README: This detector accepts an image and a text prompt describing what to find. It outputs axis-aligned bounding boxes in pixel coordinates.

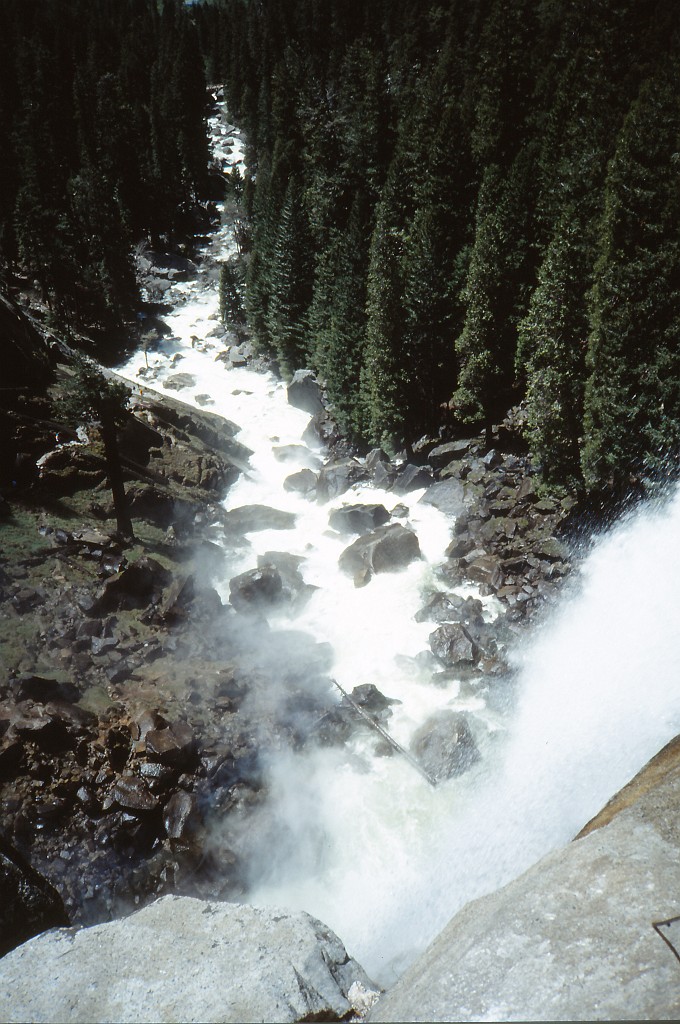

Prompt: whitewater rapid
[115,102,680,985]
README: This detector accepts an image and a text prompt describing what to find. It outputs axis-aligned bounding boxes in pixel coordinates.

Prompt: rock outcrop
[369,736,680,1022]
[0,895,379,1024]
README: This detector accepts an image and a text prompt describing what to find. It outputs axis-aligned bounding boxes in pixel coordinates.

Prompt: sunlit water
[115,103,680,985]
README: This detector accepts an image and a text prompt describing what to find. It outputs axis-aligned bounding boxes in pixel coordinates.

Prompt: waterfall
[116,102,680,986]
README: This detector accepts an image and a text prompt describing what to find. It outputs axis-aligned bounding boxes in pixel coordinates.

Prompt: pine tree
[61,358,134,541]
[582,56,680,493]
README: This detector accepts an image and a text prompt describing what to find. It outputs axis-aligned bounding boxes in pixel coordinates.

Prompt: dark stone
[342,684,400,723]
[287,369,325,416]
[283,468,317,497]
[393,464,434,494]
[328,503,390,535]
[223,504,297,534]
[11,675,79,705]
[93,557,171,614]
[372,460,398,490]
[463,554,504,589]
[162,791,198,840]
[110,777,159,813]
[410,710,481,781]
[429,623,479,667]
[415,592,484,627]
[365,448,390,473]
[427,439,476,469]
[145,721,196,769]
[229,565,283,611]
[316,460,368,503]
[0,835,69,957]
[338,523,421,579]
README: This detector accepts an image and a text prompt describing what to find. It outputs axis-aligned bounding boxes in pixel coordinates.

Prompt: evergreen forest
[2,0,680,500]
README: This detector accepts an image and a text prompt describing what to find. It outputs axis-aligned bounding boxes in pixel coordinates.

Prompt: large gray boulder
[370,738,680,1022]
[0,895,378,1024]
[287,369,325,416]
[339,523,421,581]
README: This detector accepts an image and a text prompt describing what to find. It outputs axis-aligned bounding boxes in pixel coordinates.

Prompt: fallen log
[331,678,438,788]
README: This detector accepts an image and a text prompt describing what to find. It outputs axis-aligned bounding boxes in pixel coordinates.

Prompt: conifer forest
[2,0,679,501]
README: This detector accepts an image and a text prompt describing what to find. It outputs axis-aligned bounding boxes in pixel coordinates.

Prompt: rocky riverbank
[0,227,588,959]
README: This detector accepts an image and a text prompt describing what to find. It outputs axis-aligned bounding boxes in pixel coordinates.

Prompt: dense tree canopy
[5,0,680,500]
[196,0,680,496]
[0,0,208,350]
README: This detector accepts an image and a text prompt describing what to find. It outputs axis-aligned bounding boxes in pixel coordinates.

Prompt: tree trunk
[101,417,134,541]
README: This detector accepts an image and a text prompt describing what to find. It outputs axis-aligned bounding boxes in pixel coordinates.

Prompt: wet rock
[138,762,178,793]
[415,593,484,627]
[463,553,504,590]
[328,503,390,535]
[372,460,398,490]
[342,684,400,724]
[256,552,316,610]
[302,409,340,448]
[223,504,296,534]
[163,373,198,392]
[0,836,69,957]
[410,710,480,781]
[338,523,421,580]
[162,791,198,839]
[283,468,317,497]
[429,623,479,667]
[273,444,321,468]
[286,369,325,416]
[393,464,434,494]
[110,777,159,813]
[316,459,368,502]
[229,565,283,611]
[145,721,196,769]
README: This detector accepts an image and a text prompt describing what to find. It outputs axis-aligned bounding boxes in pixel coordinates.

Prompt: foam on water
[116,104,680,986]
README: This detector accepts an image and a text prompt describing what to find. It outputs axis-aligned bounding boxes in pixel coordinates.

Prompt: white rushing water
[115,101,680,985]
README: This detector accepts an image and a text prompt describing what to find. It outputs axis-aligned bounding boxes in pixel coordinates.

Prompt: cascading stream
[116,101,680,985]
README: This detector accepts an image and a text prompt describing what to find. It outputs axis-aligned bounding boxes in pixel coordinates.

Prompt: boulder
[393,464,434,494]
[162,791,198,840]
[302,409,340,448]
[316,459,368,503]
[342,684,400,724]
[287,369,325,416]
[0,835,69,957]
[145,721,196,769]
[229,565,283,611]
[339,524,421,580]
[418,479,465,519]
[162,373,197,392]
[223,504,297,534]
[0,895,377,1024]
[409,710,480,782]
[329,503,390,535]
[283,468,317,497]
[415,593,484,627]
[93,557,171,613]
[429,623,479,667]
[427,439,477,469]
[256,552,316,610]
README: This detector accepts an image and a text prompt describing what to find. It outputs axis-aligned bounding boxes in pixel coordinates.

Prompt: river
[115,100,680,986]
